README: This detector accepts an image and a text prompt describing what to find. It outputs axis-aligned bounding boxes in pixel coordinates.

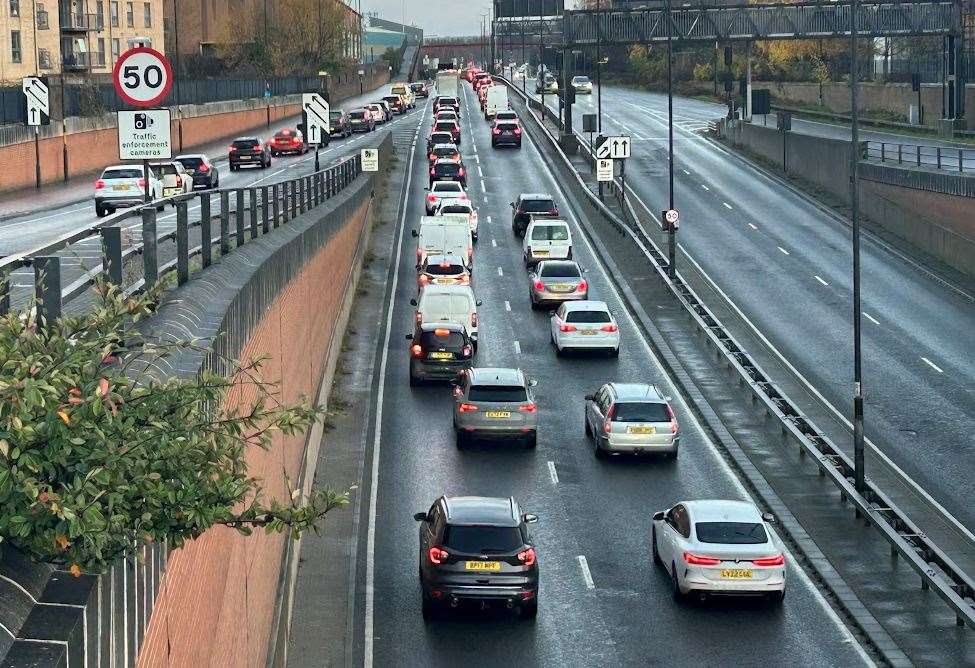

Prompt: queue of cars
[412,69,787,620]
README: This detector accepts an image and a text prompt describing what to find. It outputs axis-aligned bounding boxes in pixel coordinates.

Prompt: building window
[36,3,49,29]
[97,37,106,65]
[110,1,118,26]
[111,37,120,61]
[95,0,104,29]
[143,1,150,27]
[38,48,52,69]
[9,0,19,16]
[10,31,22,63]
[126,1,133,27]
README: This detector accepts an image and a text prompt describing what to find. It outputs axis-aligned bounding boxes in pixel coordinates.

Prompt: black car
[411,82,429,98]
[415,496,539,619]
[228,137,271,171]
[429,158,467,188]
[407,322,474,385]
[510,193,559,237]
[347,109,375,133]
[491,121,522,148]
[329,110,351,138]
[174,154,219,189]
[427,130,455,152]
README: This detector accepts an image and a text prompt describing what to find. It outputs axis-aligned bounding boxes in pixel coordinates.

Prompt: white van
[523,218,573,267]
[484,86,510,120]
[412,216,474,268]
[412,284,482,346]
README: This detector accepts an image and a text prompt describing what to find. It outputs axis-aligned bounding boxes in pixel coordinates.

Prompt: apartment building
[0,0,164,84]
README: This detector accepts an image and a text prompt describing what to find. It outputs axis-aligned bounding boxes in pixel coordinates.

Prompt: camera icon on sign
[134,112,154,130]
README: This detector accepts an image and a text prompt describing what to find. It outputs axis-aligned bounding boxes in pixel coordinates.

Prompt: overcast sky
[359,1,579,37]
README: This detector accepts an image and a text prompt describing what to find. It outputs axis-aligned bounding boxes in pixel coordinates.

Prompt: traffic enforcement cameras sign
[118,109,172,160]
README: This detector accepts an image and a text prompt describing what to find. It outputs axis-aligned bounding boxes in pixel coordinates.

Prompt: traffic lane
[471,87,870,667]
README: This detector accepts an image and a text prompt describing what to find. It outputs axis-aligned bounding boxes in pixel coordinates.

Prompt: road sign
[664,209,679,224]
[596,158,613,182]
[117,109,172,160]
[113,46,173,108]
[361,149,379,172]
[302,92,330,146]
[22,76,50,126]
[595,135,630,160]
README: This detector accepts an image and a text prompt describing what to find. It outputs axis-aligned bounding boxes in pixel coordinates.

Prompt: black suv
[415,496,539,619]
[407,322,475,385]
[510,193,559,237]
[411,82,429,98]
[429,158,467,187]
[228,137,271,171]
[329,110,351,138]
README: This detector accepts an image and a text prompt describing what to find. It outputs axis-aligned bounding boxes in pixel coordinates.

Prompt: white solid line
[504,300,511,312]
[862,312,880,325]
[576,555,595,589]
[814,275,829,286]
[778,246,790,255]
[700,184,710,191]
[513,340,521,354]
[547,461,559,484]
[477,165,484,177]
[480,179,486,190]
[681,169,690,175]
[921,356,944,373]
[491,238,497,247]
[722,202,733,210]
[747,223,758,230]
[497,266,503,277]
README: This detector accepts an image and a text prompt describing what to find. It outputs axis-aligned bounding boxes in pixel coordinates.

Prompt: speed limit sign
[113,47,173,108]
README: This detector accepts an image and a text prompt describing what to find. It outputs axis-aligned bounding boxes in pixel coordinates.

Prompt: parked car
[229,137,271,170]
[269,128,307,156]
[427,131,456,153]
[416,254,472,290]
[174,154,219,189]
[149,161,193,198]
[434,119,461,144]
[329,110,352,138]
[94,165,163,217]
[571,75,593,93]
[391,82,416,108]
[434,197,478,241]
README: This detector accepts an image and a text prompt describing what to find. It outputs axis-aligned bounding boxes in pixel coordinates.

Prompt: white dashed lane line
[722,202,733,210]
[921,357,944,373]
[862,312,880,325]
[513,340,521,354]
[492,239,498,247]
[547,461,559,484]
[747,223,758,230]
[814,275,829,287]
[577,555,595,589]
[504,300,511,312]
[497,266,503,277]
[778,246,790,256]
[700,184,710,191]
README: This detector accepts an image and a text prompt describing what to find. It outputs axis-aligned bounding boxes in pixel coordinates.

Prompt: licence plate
[433,278,456,285]
[579,330,598,336]
[533,250,549,256]
[112,184,128,191]
[428,352,454,360]
[551,283,571,291]
[466,561,501,571]
[485,411,511,418]
[241,155,253,160]
[720,569,753,579]
[627,426,656,434]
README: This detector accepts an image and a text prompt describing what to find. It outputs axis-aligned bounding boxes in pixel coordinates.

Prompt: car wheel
[409,371,419,387]
[95,203,107,217]
[520,601,538,619]
[156,203,165,212]
[672,564,686,601]
[609,347,620,358]
[525,432,537,449]
[768,589,786,606]
[594,437,607,459]
[584,414,592,437]
[651,527,662,566]
[455,430,467,448]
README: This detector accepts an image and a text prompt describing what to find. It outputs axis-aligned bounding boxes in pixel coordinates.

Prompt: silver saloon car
[452,367,538,448]
[529,260,588,308]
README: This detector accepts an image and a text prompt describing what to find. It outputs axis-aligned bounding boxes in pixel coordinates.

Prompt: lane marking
[504,300,511,312]
[547,461,559,484]
[862,312,880,325]
[921,356,944,373]
[497,266,503,277]
[477,165,484,178]
[700,184,710,191]
[513,340,521,354]
[576,555,595,589]
[778,246,790,255]
[747,223,758,230]
[814,275,829,287]
[486,215,492,224]
[491,239,497,247]
[722,202,733,210]
[681,169,690,175]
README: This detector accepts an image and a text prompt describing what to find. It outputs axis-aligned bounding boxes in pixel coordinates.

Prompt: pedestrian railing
[0,153,364,323]
[864,140,975,173]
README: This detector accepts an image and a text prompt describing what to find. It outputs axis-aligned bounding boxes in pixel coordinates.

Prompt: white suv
[425,181,468,215]
[94,165,163,217]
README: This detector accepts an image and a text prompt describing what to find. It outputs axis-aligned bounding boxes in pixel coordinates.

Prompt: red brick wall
[136,197,369,668]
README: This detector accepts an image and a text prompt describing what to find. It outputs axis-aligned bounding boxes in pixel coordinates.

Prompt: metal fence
[864,140,975,172]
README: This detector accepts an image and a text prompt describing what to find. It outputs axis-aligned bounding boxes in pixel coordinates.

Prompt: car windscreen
[436,163,460,173]
[695,522,768,545]
[423,262,465,276]
[531,225,569,241]
[442,525,524,554]
[539,262,580,278]
[232,139,258,149]
[613,402,670,423]
[176,157,204,169]
[565,310,610,324]
[522,199,556,213]
[469,385,528,402]
[419,330,466,349]
[103,168,143,179]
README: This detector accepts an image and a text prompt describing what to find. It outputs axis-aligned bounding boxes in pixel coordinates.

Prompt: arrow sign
[596,134,630,160]
[306,124,322,145]
[22,76,50,126]
[302,92,329,146]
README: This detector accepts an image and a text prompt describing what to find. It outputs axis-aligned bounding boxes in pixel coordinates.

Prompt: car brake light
[548,209,558,215]
[517,548,536,566]
[601,323,618,332]
[458,168,465,176]
[229,146,237,152]
[415,312,422,323]
[429,153,436,160]
[419,274,430,285]
[684,552,721,566]
[430,168,436,176]
[427,194,436,202]
[410,344,424,358]
[753,554,785,567]
[534,280,544,291]
[460,193,468,200]
[471,312,477,327]
[174,176,182,187]
[94,179,106,189]
[492,128,501,135]
[458,275,470,285]
[459,403,478,412]
[434,328,451,336]
[462,345,472,357]
[576,279,588,292]
[519,403,537,413]
[604,404,615,433]
[667,404,678,434]
[428,547,449,564]
[559,323,576,333]
[514,128,522,135]
[467,246,473,261]
[254,143,262,150]
[198,164,209,173]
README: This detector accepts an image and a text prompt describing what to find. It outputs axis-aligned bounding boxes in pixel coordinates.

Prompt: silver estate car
[584,383,679,458]
[529,260,588,308]
[452,368,538,448]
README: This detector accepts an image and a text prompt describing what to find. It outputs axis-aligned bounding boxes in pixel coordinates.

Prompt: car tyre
[409,371,419,387]
[455,430,467,449]
[594,438,607,459]
[525,432,537,449]
[651,527,662,566]
[95,203,107,217]
[768,589,786,606]
[672,564,686,601]
[521,601,538,619]
[609,347,620,358]
[584,414,592,437]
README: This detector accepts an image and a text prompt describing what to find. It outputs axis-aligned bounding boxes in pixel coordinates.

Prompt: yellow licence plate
[466,561,501,571]
[533,250,549,256]
[627,426,656,434]
[485,411,511,418]
[580,330,598,336]
[428,352,453,360]
[551,283,571,291]
[720,569,753,579]
[112,184,128,191]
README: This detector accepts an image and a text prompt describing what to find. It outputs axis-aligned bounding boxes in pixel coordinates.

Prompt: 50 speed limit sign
[113,47,173,108]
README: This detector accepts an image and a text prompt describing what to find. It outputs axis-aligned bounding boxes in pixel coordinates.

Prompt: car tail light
[576,279,588,293]
[137,177,146,188]
[459,193,468,200]
[683,552,721,566]
[198,164,209,173]
[519,403,537,413]
[458,168,465,177]
[415,312,422,324]
[461,345,472,357]
[514,128,522,135]
[517,548,536,567]
[293,137,301,145]
[601,323,618,332]
[548,208,558,215]
[534,280,545,291]
[667,404,678,434]
[410,344,424,358]
[429,153,436,160]
[752,554,785,567]
[470,312,477,327]
[94,179,106,189]
[430,168,436,176]
[458,403,478,413]
[515,208,524,216]
[559,323,576,333]
[229,145,237,152]
[174,176,182,187]
[604,404,615,434]
[458,275,470,285]
[492,128,501,135]
[428,547,449,565]
[467,246,473,261]
[427,194,436,202]
[419,274,430,285]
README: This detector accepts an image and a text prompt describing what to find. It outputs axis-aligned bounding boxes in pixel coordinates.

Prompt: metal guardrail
[0,153,364,324]
[865,140,975,173]
[500,75,975,630]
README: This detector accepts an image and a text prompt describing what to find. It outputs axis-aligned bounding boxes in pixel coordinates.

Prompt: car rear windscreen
[695,522,768,545]
[497,112,518,120]
[176,157,204,169]
[419,330,465,349]
[431,133,453,142]
[613,402,670,423]
[442,526,523,554]
[103,168,143,179]
[153,164,177,175]
[439,205,470,214]
[539,262,580,278]
[497,123,518,132]
[232,139,258,149]
[531,225,569,241]
[565,310,610,324]
[436,163,460,173]
[439,97,457,104]
[434,183,463,193]
[349,111,366,119]
[435,122,456,131]
[434,147,457,157]
[522,199,556,213]
[469,385,528,402]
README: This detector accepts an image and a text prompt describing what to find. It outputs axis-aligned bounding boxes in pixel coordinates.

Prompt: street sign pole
[143,159,150,203]
[666,0,678,279]
[315,144,320,172]
[34,127,41,189]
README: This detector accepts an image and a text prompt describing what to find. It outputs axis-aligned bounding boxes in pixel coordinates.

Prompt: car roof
[609,383,665,402]
[443,496,520,527]
[562,300,610,312]
[419,284,475,297]
[683,500,763,524]
[103,164,142,172]
[433,143,458,150]
[174,154,206,160]
[233,136,259,141]
[469,367,525,386]
[528,218,568,226]
[431,181,463,189]
[519,193,555,200]
[537,259,579,271]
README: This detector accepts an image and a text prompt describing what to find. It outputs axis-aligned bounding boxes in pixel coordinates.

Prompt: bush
[693,62,713,82]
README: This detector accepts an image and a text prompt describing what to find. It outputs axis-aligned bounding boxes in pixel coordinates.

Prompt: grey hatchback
[584,382,679,459]
[452,368,538,448]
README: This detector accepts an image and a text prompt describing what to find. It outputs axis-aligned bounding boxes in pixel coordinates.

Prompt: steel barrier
[865,140,975,173]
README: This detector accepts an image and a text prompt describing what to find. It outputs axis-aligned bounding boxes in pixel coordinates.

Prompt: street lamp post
[596,0,602,133]
[666,0,677,278]
[850,0,866,494]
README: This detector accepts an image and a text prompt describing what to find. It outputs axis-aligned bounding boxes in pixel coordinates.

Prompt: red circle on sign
[112,46,173,108]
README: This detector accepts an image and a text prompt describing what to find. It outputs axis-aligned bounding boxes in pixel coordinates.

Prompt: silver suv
[584,383,679,459]
[452,368,538,449]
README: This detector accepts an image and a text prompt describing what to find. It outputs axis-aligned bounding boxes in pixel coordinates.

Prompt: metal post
[219,191,231,256]
[34,127,41,189]
[141,207,158,286]
[850,0,865,495]
[273,183,281,227]
[143,159,151,203]
[34,256,62,326]
[249,189,258,239]
[200,193,212,268]
[315,145,320,172]
[596,0,603,133]
[298,178,306,215]
[100,226,123,286]
[0,269,9,316]
[666,0,677,279]
[235,189,245,247]
[262,186,270,233]
[290,180,298,220]
[745,41,752,121]
[176,201,189,285]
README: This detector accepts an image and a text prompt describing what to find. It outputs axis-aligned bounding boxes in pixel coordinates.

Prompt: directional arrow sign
[596,134,630,160]
[302,92,330,145]
[22,76,50,126]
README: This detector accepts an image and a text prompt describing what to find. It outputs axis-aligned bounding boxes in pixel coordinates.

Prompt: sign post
[303,92,330,172]
[23,76,50,189]
[595,134,631,160]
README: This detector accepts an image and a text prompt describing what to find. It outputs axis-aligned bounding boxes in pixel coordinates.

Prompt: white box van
[412,284,482,346]
[523,218,573,267]
[484,86,510,120]
[412,216,474,268]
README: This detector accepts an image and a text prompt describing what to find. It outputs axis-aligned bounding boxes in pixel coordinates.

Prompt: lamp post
[596,0,602,133]
[850,0,865,494]
[666,0,677,278]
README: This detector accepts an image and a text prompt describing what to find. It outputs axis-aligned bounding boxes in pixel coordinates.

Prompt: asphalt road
[522,78,975,545]
[354,75,872,668]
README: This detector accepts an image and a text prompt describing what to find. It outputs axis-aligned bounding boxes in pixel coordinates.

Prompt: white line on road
[921,356,944,373]
[504,300,511,312]
[700,184,710,191]
[486,215,492,224]
[513,340,521,354]
[477,165,484,177]
[778,246,790,255]
[862,312,880,325]
[497,266,503,277]
[747,223,758,230]
[547,461,559,484]
[576,555,595,589]
[480,179,486,190]
[491,239,497,247]
[681,169,690,175]
[722,202,733,210]
[814,275,829,287]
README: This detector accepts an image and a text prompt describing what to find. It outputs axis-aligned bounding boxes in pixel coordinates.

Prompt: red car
[269,129,307,156]
[433,119,461,145]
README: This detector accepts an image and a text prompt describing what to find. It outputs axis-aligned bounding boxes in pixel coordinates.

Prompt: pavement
[287,73,876,668]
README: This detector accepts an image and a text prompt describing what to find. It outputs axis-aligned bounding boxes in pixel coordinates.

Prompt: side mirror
[413,512,428,522]
[584,394,595,401]
[410,298,418,306]
[522,513,538,524]
[423,187,429,191]
[652,511,665,522]
[405,333,413,340]
[528,378,538,387]
[762,512,776,524]
[548,310,556,317]
[476,300,483,306]
[509,201,515,208]
[452,386,463,398]
[411,229,419,238]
